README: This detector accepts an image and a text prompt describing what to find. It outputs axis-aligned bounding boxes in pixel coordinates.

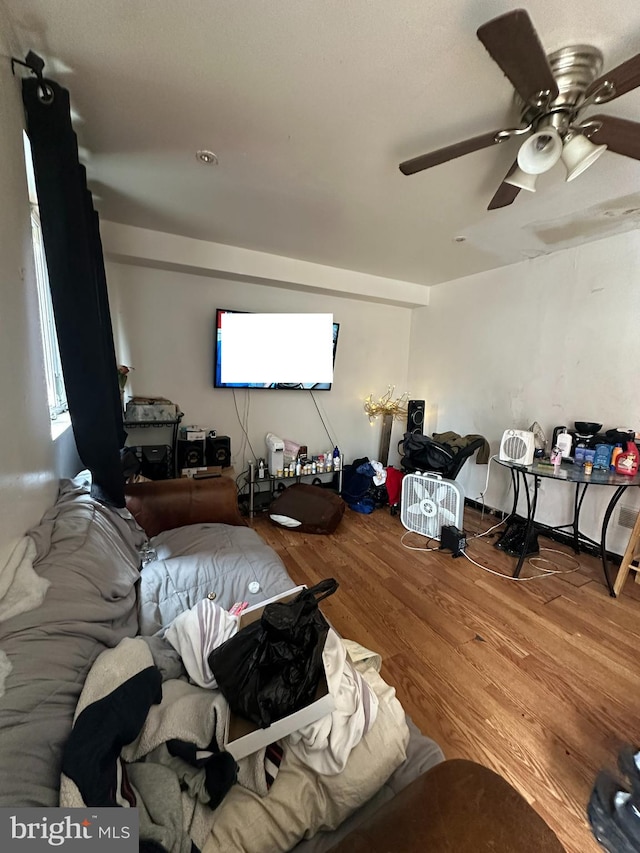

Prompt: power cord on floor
[468,513,512,540]
[400,530,440,552]
[400,524,582,580]
[461,547,581,581]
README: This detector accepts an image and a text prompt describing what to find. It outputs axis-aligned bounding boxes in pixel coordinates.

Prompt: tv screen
[214,309,339,390]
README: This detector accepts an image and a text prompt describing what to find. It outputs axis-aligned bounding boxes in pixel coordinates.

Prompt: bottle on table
[610,444,624,472]
[555,430,573,458]
[615,441,640,476]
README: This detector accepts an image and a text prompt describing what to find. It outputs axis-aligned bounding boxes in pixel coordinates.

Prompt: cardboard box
[223,586,335,761]
[180,425,207,441]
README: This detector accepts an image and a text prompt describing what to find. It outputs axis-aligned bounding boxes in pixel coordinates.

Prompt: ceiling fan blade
[585,53,640,102]
[399,130,505,175]
[477,9,558,106]
[588,114,640,160]
[487,159,521,210]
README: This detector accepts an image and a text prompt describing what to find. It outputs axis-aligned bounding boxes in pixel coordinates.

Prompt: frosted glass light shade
[517,129,563,174]
[504,166,538,192]
[561,133,607,182]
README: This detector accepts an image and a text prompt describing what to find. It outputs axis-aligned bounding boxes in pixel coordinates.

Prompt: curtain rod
[11,50,54,104]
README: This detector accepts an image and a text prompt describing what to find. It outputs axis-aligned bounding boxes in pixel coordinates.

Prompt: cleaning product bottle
[258,459,264,479]
[610,444,624,472]
[555,429,573,459]
[333,446,341,471]
[615,441,640,476]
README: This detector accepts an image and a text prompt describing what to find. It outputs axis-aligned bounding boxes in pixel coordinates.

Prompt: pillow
[269,484,345,534]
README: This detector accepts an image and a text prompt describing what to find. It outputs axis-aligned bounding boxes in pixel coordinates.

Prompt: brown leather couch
[331,758,565,852]
[124,474,246,537]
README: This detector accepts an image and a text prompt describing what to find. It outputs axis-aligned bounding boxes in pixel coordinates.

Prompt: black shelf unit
[247,464,343,518]
[123,413,183,479]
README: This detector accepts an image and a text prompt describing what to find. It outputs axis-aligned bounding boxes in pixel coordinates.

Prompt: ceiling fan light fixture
[517,128,563,174]
[504,166,538,192]
[561,133,607,181]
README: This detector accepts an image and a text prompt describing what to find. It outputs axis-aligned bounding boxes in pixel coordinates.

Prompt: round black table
[496,457,640,596]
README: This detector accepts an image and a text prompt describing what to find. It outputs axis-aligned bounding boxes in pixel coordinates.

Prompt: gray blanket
[0,478,144,806]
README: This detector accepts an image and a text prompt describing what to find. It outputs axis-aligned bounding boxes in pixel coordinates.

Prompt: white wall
[106,261,413,472]
[0,20,58,553]
[408,229,640,555]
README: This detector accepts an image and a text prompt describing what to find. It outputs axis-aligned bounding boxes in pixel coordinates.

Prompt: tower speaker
[206,435,231,468]
[177,438,206,471]
[407,400,425,435]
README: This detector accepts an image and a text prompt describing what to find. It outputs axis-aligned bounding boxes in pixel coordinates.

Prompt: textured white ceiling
[5,0,640,287]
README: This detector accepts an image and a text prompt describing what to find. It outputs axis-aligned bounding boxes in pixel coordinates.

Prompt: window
[24,132,68,420]
[30,206,68,418]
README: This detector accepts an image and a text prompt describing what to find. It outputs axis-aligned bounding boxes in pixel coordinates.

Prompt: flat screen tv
[214,309,339,390]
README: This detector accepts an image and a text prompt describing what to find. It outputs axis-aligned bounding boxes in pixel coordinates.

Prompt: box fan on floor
[400,473,465,540]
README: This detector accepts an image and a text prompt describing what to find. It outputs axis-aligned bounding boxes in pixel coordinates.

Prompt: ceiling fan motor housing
[519,45,604,135]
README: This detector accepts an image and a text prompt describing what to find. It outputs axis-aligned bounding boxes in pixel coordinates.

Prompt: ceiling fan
[399,8,640,209]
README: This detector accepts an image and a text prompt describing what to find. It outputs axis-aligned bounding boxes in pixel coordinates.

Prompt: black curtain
[22,77,126,506]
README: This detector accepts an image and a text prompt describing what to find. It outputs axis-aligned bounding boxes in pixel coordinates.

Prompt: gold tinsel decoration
[363,386,410,423]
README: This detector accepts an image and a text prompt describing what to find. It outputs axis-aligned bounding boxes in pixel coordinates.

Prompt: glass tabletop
[496,457,640,488]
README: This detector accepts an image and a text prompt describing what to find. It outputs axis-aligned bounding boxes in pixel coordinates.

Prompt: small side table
[496,458,640,597]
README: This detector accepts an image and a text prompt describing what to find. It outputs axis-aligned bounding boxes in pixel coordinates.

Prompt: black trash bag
[209,578,339,728]
[367,482,389,509]
[494,519,539,557]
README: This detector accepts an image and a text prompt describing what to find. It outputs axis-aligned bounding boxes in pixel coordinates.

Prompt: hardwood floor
[251,505,640,853]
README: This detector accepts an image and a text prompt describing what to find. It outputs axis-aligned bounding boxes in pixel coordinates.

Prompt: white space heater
[400,473,465,541]
[499,429,535,466]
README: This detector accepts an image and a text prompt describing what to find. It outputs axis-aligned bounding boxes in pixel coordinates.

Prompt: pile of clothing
[341,458,403,514]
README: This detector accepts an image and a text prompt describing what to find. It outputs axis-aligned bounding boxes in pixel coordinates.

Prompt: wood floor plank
[251,506,640,853]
